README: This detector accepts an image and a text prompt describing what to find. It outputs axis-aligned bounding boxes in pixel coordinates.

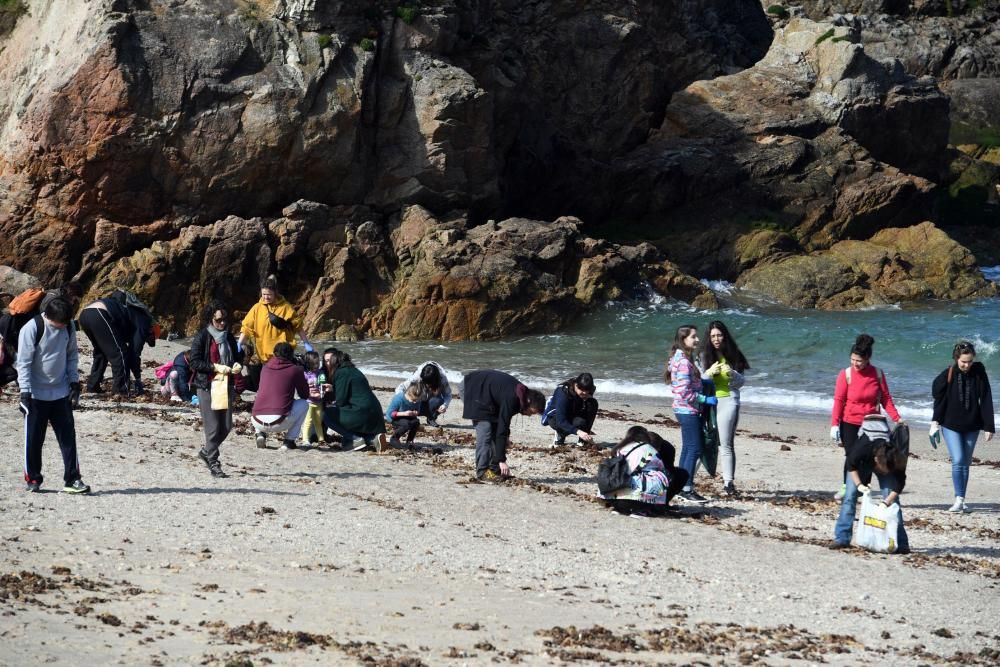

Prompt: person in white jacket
[394,361,452,427]
[16,297,89,494]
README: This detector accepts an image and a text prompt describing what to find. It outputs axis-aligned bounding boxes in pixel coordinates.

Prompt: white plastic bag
[854,492,901,553]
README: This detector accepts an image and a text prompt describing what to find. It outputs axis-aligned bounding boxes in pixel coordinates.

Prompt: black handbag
[266,308,293,331]
[597,444,644,495]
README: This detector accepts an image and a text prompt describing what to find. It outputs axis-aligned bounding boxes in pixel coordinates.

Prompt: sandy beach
[1,338,998,666]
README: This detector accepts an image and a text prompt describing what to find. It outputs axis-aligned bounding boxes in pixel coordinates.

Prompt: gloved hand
[857,484,870,496]
[928,421,940,438]
[19,392,31,416]
[191,395,200,407]
[212,363,231,375]
[236,341,243,353]
[303,341,315,353]
[830,426,840,442]
[133,379,145,395]
[231,362,242,374]
[703,396,718,407]
[705,361,722,377]
[69,382,81,409]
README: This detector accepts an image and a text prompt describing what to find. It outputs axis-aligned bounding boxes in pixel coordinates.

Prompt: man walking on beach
[462,370,545,481]
[16,298,90,494]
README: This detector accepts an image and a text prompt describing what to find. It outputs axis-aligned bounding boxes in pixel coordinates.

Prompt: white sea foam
[966,335,999,358]
[700,279,735,294]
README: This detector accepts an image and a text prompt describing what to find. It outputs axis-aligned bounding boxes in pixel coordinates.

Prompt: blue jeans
[834,472,910,551]
[941,426,979,497]
[418,396,445,421]
[676,412,703,492]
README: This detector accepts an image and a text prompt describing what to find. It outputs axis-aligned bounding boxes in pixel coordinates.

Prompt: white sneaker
[962,501,972,513]
[833,484,847,501]
[255,433,266,449]
[551,433,563,448]
[170,395,183,403]
[947,497,964,513]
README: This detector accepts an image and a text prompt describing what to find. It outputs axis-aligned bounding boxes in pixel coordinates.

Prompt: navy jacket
[462,370,524,462]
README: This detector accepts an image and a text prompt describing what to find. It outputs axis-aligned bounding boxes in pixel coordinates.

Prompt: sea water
[337,270,1000,425]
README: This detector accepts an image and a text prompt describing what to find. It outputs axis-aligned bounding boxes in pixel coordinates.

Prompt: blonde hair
[405,381,423,402]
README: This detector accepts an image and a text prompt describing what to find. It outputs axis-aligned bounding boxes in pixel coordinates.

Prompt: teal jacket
[332,365,385,435]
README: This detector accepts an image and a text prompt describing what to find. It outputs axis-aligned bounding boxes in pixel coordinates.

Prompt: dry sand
[1,339,998,665]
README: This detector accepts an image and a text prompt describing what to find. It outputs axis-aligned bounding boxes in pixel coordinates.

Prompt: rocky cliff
[0,0,996,336]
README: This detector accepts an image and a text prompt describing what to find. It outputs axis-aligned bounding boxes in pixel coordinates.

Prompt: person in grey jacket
[16,298,90,494]
[394,361,452,427]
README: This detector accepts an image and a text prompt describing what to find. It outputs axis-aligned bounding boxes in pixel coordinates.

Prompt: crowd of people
[3,276,992,554]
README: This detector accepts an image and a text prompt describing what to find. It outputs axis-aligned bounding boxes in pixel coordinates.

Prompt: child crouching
[385,381,423,447]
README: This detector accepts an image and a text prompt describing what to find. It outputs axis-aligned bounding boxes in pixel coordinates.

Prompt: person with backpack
[0,282,82,389]
[461,369,546,482]
[237,275,314,392]
[16,298,90,494]
[542,372,598,447]
[665,324,716,504]
[393,361,452,427]
[930,341,994,513]
[831,415,910,553]
[699,320,749,496]
[830,334,902,500]
[600,426,688,517]
[79,289,156,396]
[189,301,244,477]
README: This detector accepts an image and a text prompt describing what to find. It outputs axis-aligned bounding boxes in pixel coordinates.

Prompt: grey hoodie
[15,316,79,401]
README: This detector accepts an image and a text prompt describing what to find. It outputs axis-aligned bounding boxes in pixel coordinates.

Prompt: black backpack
[597,444,644,495]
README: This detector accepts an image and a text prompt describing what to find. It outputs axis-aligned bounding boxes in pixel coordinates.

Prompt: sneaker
[479,469,505,483]
[63,479,91,494]
[829,541,850,550]
[962,502,972,513]
[389,435,402,448]
[948,497,964,513]
[25,481,40,493]
[198,450,212,469]
[426,418,440,428]
[170,395,183,403]
[351,440,369,452]
[375,433,388,453]
[255,433,266,449]
[629,511,652,519]
[677,491,709,505]
[551,433,564,448]
[209,463,229,479]
[722,482,736,497]
[281,439,298,451]
[834,484,847,501]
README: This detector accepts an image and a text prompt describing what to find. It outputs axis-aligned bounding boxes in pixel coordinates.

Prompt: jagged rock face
[0,0,772,285]
[736,221,999,308]
[593,18,946,279]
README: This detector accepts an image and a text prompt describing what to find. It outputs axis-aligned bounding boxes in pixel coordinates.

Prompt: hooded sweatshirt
[15,316,79,401]
[240,297,301,362]
[252,356,309,417]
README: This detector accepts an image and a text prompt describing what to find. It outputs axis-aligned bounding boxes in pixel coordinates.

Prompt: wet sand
[1,339,998,665]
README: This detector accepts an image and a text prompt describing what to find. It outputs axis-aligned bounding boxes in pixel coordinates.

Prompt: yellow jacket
[240,297,302,361]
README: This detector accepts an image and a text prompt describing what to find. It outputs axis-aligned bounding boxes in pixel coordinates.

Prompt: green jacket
[333,365,385,435]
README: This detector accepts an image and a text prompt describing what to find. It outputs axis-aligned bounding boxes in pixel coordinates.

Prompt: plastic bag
[210,374,229,410]
[854,492,901,553]
[701,404,719,477]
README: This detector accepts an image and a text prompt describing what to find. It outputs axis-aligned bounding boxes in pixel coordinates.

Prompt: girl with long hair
[665,324,716,504]
[699,321,749,496]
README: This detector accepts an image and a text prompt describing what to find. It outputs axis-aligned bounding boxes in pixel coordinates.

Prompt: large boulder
[736,221,999,307]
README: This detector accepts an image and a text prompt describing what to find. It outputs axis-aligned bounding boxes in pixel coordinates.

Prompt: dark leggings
[841,421,861,479]
[608,467,689,515]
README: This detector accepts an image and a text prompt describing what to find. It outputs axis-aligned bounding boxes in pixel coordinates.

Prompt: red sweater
[831,365,900,426]
[252,357,309,417]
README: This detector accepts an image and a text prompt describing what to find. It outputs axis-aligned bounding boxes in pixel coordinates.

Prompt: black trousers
[840,421,861,478]
[608,467,688,515]
[391,417,419,442]
[23,396,80,486]
[554,398,599,438]
[0,363,16,388]
[80,308,129,395]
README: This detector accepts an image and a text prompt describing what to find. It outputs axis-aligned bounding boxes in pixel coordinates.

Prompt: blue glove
[191,395,200,407]
[703,396,718,407]
[303,341,315,353]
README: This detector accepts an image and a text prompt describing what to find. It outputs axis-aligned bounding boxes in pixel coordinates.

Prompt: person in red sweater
[251,342,310,450]
[830,334,903,500]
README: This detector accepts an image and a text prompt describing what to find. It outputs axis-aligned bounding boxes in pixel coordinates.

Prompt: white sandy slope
[1,339,998,665]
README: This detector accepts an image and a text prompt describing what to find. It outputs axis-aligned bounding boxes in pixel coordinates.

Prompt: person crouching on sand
[601,426,688,517]
[461,369,545,482]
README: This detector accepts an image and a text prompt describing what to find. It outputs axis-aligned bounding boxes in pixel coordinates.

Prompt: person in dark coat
[461,370,545,481]
[930,341,995,513]
[189,300,244,478]
[543,372,598,446]
[79,293,135,396]
[321,348,387,452]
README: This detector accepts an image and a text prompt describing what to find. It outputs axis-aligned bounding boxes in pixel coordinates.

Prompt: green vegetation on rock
[766,5,789,20]
[318,34,332,49]
[814,29,835,46]
[396,5,419,24]
[359,37,375,53]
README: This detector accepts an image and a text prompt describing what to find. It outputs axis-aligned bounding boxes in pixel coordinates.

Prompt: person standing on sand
[699,321,749,497]
[665,325,715,504]
[830,334,902,500]
[930,341,994,513]
[17,298,89,494]
[237,275,313,391]
[462,369,546,482]
[189,300,244,478]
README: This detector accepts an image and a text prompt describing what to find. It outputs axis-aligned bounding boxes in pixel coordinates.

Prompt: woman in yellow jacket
[238,276,314,391]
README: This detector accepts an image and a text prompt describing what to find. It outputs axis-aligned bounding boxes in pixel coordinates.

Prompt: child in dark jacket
[385,381,423,447]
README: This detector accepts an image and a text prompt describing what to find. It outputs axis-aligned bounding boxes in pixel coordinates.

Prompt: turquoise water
[335,270,1000,425]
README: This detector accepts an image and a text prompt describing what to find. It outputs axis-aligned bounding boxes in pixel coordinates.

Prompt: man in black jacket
[461,370,545,481]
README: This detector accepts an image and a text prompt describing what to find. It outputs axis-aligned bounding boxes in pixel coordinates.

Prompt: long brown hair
[663,324,697,383]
